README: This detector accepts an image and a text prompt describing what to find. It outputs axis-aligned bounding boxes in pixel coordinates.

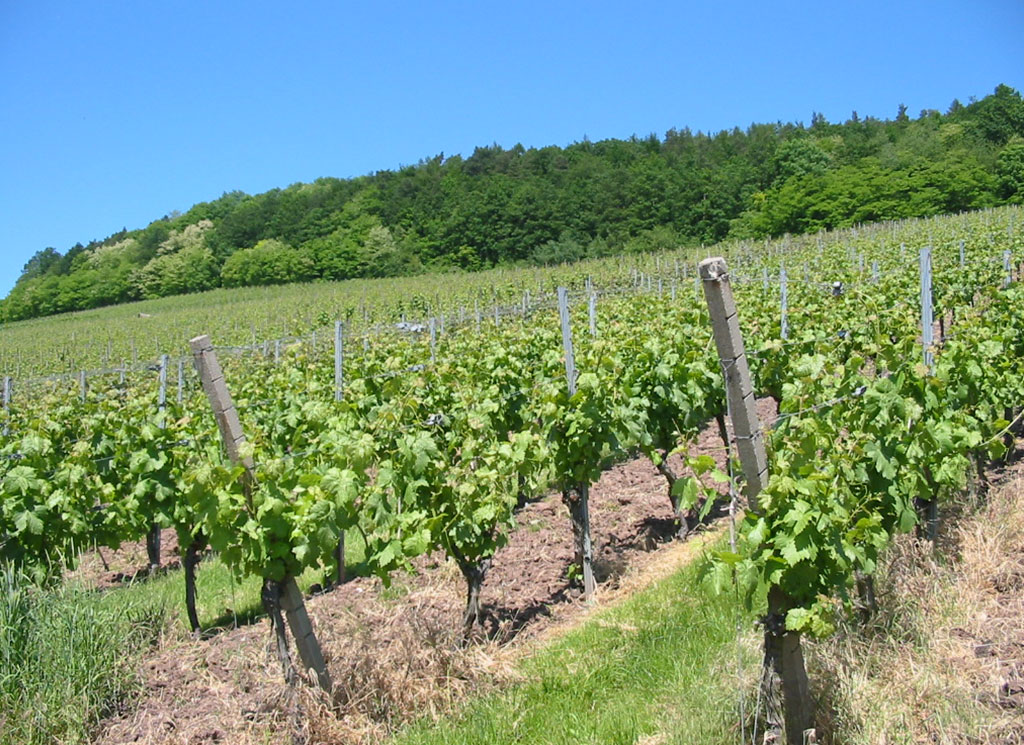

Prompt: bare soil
[72,527,183,588]
[92,399,776,745]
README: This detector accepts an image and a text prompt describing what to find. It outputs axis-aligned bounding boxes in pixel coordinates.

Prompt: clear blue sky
[1,0,1021,298]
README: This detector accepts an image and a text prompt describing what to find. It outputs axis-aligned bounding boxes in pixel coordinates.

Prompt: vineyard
[1,205,1023,744]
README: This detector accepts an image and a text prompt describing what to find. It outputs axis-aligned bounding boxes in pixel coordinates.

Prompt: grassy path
[393,532,759,745]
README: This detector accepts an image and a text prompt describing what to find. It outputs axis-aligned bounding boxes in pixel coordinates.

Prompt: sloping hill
[5,85,1022,322]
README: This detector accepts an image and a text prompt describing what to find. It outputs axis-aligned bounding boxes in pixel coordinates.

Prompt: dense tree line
[5,85,1023,322]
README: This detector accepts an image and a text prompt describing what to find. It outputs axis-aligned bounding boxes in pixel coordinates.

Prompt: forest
[3,84,1023,322]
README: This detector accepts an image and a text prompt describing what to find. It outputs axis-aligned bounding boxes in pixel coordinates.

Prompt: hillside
[2,206,1022,744]
[3,84,1023,323]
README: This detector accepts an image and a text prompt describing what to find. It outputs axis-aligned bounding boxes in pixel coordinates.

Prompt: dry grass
[304,578,523,744]
[309,523,733,744]
[811,466,1024,744]
[95,563,525,745]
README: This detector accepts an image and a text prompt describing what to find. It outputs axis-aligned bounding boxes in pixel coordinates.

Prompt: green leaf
[671,476,700,509]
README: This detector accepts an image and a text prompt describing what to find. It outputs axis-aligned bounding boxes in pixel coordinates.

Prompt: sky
[0,0,1021,298]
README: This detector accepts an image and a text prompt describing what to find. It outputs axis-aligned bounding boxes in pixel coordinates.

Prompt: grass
[0,530,367,745]
[93,554,288,632]
[0,565,164,745]
[85,528,367,634]
[390,539,760,745]
[809,472,1024,744]
[383,470,1024,745]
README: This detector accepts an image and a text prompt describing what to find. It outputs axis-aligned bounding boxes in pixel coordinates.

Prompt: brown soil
[72,527,183,588]
[92,399,776,745]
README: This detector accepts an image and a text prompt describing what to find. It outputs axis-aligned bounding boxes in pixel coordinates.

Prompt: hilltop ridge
[4,84,1023,323]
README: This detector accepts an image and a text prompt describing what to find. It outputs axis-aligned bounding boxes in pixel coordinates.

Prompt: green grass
[0,565,164,745]
[0,531,367,745]
[392,543,759,745]
[90,528,367,634]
